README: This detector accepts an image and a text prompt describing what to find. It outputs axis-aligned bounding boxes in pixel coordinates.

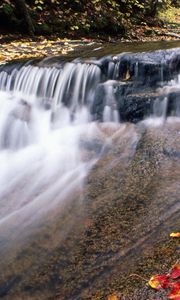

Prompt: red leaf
[168,282,180,299]
[170,265,180,279]
[148,274,171,290]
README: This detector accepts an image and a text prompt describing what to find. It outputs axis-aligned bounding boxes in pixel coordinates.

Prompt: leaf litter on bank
[0,36,95,62]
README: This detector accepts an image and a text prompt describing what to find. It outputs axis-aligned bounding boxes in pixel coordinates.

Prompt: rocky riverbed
[0,119,179,300]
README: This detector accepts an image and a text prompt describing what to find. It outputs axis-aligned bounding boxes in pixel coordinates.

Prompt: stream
[0,44,179,300]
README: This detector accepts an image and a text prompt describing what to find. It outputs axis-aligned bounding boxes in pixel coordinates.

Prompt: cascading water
[0,48,179,243]
[0,48,179,300]
[0,66,101,239]
[0,92,92,236]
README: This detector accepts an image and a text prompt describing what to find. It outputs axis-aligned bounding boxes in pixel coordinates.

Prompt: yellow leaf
[148,275,160,289]
[37,45,45,50]
[107,294,119,300]
[124,70,131,80]
[148,274,170,290]
[170,232,180,238]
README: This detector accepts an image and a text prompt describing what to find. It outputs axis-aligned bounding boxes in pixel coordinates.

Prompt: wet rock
[168,90,180,115]
[116,48,180,84]
[1,48,180,124]
[0,121,179,300]
[117,94,154,123]
[0,276,21,297]
[90,48,180,123]
[163,148,180,159]
[0,100,32,150]
[92,83,180,124]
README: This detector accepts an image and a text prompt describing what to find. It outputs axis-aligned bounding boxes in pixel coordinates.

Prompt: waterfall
[0,60,102,236]
[0,48,179,242]
[0,90,92,234]
[0,62,101,113]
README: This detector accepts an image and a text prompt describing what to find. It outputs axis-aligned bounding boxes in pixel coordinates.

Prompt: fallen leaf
[170,265,180,279]
[168,282,180,299]
[170,232,180,238]
[124,70,131,80]
[148,274,171,290]
[107,294,119,300]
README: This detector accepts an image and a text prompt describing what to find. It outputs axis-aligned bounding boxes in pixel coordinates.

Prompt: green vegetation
[159,6,180,24]
[0,0,179,37]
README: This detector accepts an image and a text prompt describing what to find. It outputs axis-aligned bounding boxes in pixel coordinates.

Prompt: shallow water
[56,40,180,61]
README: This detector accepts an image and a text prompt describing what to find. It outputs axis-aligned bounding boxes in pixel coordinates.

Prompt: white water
[0,59,179,241]
[0,62,101,112]
[0,90,98,238]
[152,73,180,120]
[0,62,119,238]
[0,62,103,236]
[102,81,120,123]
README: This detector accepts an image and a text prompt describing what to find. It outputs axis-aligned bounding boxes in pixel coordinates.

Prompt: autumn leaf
[170,232,180,238]
[170,265,180,280]
[148,274,171,290]
[168,282,180,299]
[107,294,119,300]
[124,70,131,80]
[0,37,84,62]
